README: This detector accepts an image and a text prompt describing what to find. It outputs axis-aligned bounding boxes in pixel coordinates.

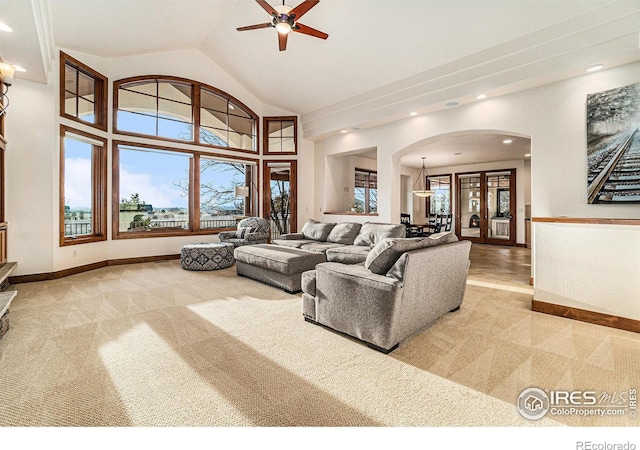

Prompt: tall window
[263,116,297,155]
[354,169,377,214]
[199,157,255,229]
[113,142,257,238]
[115,144,192,234]
[60,52,108,131]
[114,77,258,152]
[60,126,107,245]
[427,175,452,215]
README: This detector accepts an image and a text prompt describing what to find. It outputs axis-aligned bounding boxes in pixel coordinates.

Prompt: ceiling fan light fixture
[275,21,292,34]
[237,0,328,51]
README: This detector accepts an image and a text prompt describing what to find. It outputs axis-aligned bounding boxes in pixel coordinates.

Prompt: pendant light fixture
[412,157,435,197]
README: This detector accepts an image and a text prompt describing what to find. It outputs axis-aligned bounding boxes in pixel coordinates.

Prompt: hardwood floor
[467,243,532,289]
[394,241,640,427]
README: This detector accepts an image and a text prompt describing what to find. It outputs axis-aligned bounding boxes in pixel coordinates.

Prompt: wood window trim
[112,140,260,240]
[59,52,108,132]
[263,159,297,233]
[354,167,377,214]
[60,125,108,246]
[263,116,298,156]
[113,76,259,154]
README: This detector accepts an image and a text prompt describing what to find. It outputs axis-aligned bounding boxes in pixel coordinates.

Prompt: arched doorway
[398,130,531,247]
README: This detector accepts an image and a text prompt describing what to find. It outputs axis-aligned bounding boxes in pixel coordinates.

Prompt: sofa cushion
[277,233,304,240]
[301,219,336,241]
[353,222,406,246]
[326,222,362,244]
[300,242,346,254]
[325,245,370,264]
[365,232,459,275]
[272,239,315,249]
[234,244,326,275]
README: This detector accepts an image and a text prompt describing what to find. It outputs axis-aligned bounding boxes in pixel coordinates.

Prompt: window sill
[324,212,379,216]
[112,227,235,240]
[60,235,107,246]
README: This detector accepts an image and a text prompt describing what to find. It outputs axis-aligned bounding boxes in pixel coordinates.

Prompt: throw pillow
[236,226,257,239]
[327,222,362,244]
[354,222,406,246]
[421,232,458,247]
[365,238,426,275]
[301,219,336,241]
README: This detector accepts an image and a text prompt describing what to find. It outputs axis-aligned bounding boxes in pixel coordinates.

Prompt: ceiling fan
[237,0,329,51]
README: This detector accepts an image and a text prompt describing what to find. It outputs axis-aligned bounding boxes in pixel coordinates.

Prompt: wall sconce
[0,57,16,116]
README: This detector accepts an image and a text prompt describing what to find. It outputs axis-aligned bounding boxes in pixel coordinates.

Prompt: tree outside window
[354,169,377,214]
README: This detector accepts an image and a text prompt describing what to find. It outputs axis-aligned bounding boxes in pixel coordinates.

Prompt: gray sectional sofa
[302,235,471,353]
[233,219,472,352]
[273,220,406,264]
[235,220,406,293]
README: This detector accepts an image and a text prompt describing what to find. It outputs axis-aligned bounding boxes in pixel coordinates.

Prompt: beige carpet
[0,245,637,427]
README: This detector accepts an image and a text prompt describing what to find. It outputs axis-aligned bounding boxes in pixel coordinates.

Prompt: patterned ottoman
[181,243,235,271]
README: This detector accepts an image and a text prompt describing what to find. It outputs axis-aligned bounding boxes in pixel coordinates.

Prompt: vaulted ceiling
[1,0,639,162]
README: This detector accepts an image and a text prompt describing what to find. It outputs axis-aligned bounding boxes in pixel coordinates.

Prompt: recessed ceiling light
[409,112,418,116]
[0,22,12,33]
[340,130,348,133]
[586,64,604,72]
[524,153,531,157]
[476,94,487,100]
[503,139,513,144]
[446,101,459,107]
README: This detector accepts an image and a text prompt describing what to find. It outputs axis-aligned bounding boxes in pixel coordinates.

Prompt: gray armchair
[218,217,270,247]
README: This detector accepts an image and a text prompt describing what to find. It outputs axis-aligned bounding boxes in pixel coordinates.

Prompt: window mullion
[155,79,160,138]
[192,154,200,232]
[193,85,201,145]
[75,68,80,122]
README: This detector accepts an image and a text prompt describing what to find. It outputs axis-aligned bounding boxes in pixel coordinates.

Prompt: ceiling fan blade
[237,22,273,32]
[278,32,288,51]
[289,0,319,20]
[293,22,328,40]
[256,0,278,16]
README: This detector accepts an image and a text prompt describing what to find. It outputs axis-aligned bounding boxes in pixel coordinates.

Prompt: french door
[455,169,516,245]
[262,160,297,240]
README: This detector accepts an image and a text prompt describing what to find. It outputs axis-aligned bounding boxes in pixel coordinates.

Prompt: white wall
[535,222,640,321]
[5,79,56,275]
[314,61,640,320]
[5,48,308,276]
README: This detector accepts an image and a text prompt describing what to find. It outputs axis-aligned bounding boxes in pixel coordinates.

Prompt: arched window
[114,76,258,153]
